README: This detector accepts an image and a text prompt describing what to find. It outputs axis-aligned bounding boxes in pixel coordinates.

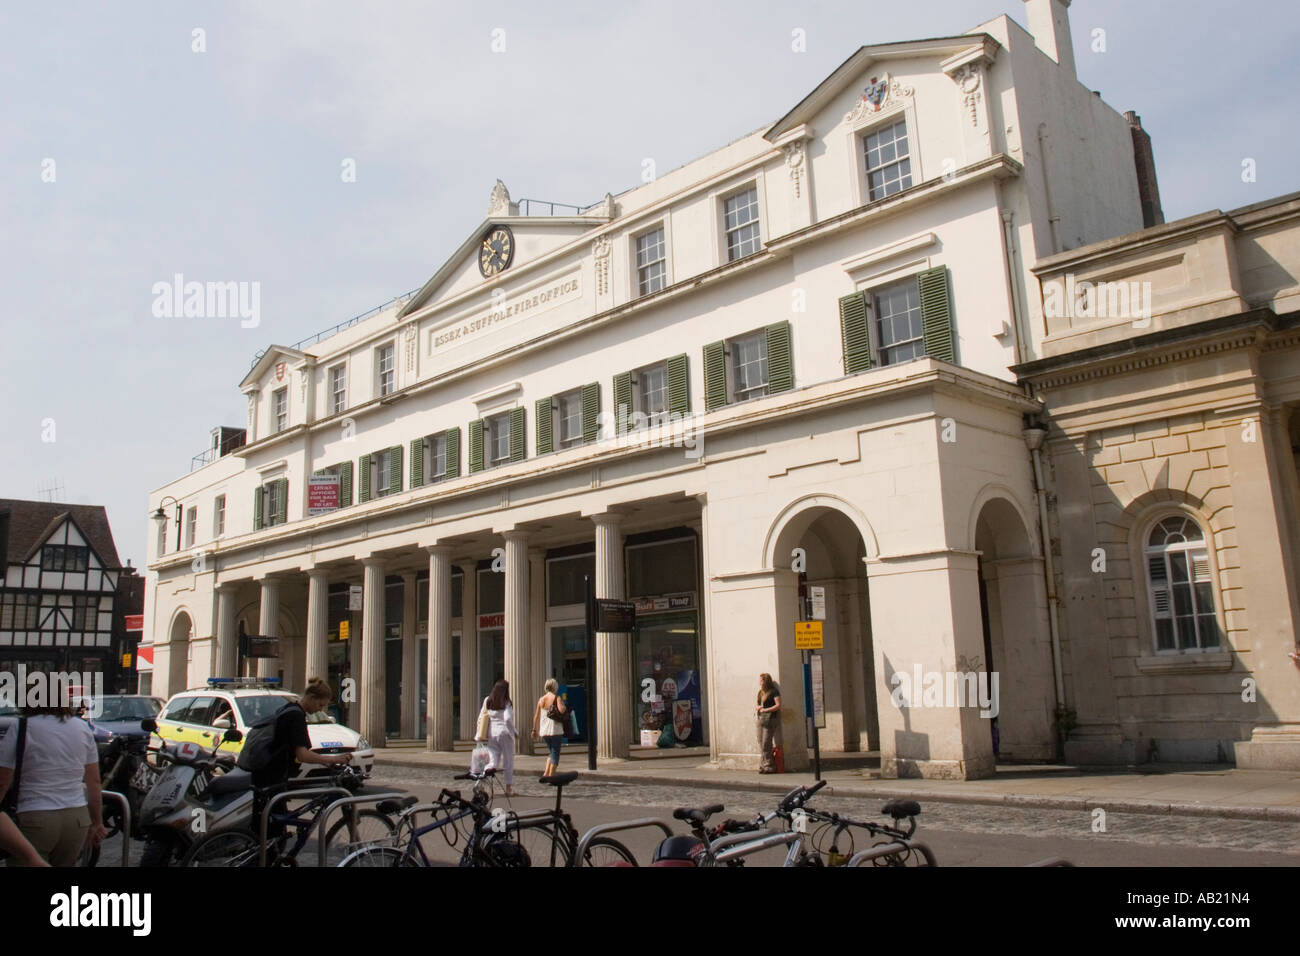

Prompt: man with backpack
[239,678,351,842]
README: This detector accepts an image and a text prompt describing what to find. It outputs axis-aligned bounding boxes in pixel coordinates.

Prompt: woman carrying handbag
[532,679,568,778]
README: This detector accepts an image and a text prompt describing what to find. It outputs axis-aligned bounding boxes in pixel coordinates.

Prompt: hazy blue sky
[2,0,1296,568]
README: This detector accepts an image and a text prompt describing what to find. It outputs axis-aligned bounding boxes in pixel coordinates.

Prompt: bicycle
[776,783,937,867]
[338,769,531,868]
[180,765,398,867]
[507,771,637,867]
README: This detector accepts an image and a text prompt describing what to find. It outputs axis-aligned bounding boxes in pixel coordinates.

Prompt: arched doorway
[973,494,1055,760]
[167,611,193,694]
[767,498,878,758]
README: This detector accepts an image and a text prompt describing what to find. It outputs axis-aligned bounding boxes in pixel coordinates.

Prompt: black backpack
[236,701,299,772]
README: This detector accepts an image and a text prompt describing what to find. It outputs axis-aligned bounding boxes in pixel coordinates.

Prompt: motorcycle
[136,718,255,867]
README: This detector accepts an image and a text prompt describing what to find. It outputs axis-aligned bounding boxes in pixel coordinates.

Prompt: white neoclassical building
[146,0,1187,777]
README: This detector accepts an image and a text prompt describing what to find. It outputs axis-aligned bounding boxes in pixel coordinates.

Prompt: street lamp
[151,495,183,553]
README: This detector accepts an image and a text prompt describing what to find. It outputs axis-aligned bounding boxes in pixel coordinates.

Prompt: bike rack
[100,790,131,868]
[259,785,352,868]
[314,789,407,868]
[847,839,938,867]
[574,818,675,865]
[710,828,803,864]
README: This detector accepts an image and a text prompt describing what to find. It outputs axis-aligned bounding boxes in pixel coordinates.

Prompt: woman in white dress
[480,679,518,797]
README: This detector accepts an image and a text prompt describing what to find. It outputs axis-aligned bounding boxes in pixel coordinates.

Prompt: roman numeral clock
[479,225,514,277]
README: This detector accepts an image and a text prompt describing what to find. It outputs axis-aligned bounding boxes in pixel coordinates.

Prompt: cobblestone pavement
[372,766,1300,856]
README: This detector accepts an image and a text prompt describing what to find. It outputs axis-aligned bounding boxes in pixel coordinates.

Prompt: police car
[152,678,374,778]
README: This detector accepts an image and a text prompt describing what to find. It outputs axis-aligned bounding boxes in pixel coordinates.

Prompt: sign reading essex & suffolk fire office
[795,621,824,649]
[308,472,340,515]
[430,272,582,353]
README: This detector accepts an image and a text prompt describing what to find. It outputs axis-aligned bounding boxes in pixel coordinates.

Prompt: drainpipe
[1024,421,1067,756]
[997,186,1030,367]
[1036,123,1062,255]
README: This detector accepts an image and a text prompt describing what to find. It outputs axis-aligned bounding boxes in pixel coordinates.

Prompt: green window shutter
[358,454,372,502]
[509,407,526,462]
[468,420,485,473]
[339,461,353,506]
[765,322,793,393]
[535,396,554,455]
[444,427,461,479]
[253,485,264,531]
[389,445,403,495]
[839,292,873,374]
[275,479,288,525]
[409,438,424,489]
[581,383,600,442]
[667,354,689,415]
[613,372,633,434]
[703,341,727,410]
[918,265,956,364]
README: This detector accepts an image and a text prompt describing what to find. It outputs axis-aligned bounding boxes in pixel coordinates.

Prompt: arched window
[1144,514,1221,653]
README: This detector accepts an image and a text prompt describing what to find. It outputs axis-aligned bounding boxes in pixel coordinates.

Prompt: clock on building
[478,225,514,277]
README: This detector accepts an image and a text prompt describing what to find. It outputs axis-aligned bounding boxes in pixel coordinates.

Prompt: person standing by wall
[482,679,518,797]
[0,700,106,866]
[756,673,782,774]
[532,678,567,779]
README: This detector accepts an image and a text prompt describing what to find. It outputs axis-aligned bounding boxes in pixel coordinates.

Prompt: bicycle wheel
[513,823,572,867]
[182,830,260,867]
[325,809,394,853]
[580,836,637,867]
[339,845,419,868]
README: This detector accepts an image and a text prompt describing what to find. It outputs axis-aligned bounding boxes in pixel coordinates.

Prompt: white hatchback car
[153,683,375,778]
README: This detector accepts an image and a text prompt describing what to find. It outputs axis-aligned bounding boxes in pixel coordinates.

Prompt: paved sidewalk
[372,743,1300,822]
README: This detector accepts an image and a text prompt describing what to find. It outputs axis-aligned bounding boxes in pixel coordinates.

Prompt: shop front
[627,532,705,747]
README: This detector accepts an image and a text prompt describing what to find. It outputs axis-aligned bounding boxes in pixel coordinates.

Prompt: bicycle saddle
[672,803,724,824]
[882,799,921,819]
[539,771,579,787]
[377,795,419,815]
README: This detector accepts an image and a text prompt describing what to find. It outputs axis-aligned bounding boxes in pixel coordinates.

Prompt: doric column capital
[591,512,625,529]
[501,528,531,544]
[424,544,455,558]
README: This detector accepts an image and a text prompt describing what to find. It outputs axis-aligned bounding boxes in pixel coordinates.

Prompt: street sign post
[797,620,824,779]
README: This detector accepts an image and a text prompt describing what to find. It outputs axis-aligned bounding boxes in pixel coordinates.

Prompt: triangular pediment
[765,34,1000,141]
[400,216,605,318]
[240,346,307,390]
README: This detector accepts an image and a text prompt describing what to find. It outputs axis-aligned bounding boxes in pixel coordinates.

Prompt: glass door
[547,622,588,743]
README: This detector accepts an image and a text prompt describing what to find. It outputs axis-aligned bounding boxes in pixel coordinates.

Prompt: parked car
[152,682,374,777]
[87,695,165,748]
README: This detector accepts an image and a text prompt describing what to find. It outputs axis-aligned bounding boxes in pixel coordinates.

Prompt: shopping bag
[470,741,492,775]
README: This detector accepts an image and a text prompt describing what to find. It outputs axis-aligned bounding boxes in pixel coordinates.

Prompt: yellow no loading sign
[795,621,823,649]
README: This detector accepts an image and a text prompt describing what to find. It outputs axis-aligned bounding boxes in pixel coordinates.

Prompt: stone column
[400,571,419,739]
[305,571,330,686]
[594,513,630,759]
[427,547,455,751]
[503,530,531,755]
[458,564,478,740]
[214,585,239,678]
[257,578,280,679]
[866,549,994,780]
[360,558,386,747]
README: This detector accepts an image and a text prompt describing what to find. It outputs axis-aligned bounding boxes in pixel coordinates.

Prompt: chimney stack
[1125,112,1165,228]
[1021,0,1076,80]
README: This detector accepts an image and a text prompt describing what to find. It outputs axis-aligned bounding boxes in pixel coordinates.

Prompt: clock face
[478,225,514,277]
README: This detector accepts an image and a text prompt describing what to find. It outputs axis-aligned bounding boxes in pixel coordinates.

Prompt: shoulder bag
[475,699,492,741]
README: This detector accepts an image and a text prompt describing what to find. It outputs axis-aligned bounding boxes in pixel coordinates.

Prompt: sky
[2,0,1297,569]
